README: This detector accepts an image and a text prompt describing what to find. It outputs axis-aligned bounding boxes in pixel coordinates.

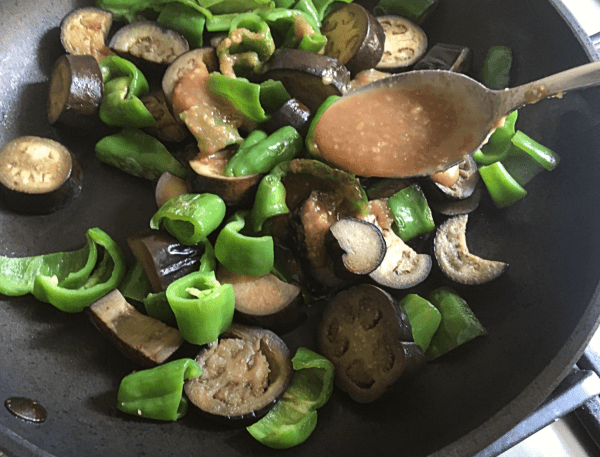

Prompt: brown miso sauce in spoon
[314,62,600,178]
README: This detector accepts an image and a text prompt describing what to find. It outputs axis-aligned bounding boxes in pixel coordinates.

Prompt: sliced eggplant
[141,90,189,143]
[321,3,385,75]
[262,98,311,137]
[155,171,190,208]
[0,136,83,214]
[60,7,114,61]
[413,43,473,73]
[109,21,189,65]
[127,230,205,292]
[434,214,508,285]
[86,289,184,367]
[423,155,480,202]
[216,264,305,333]
[361,199,432,289]
[184,323,293,425]
[47,54,103,129]
[429,181,483,216]
[375,15,427,71]
[162,47,220,107]
[261,49,351,112]
[327,217,386,277]
[188,148,262,207]
[318,284,425,403]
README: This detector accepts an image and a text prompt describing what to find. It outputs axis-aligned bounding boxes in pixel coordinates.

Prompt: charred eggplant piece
[216,264,305,334]
[47,54,103,129]
[261,49,351,112]
[0,136,83,214]
[162,47,220,107]
[188,148,262,207]
[262,98,311,137]
[413,43,473,73]
[327,217,386,278]
[361,199,432,289]
[375,15,427,71]
[109,21,189,66]
[60,7,114,61]
[87,289,184,367]
[127,230,205,292]
[318,284,425,403]
[184,323,293,425]
[321,3,385,75]
[434,214,508,285]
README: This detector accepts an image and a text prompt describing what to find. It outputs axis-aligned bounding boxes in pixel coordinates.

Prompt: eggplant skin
[184,324,293,426]
[319,284,425,403]
[0,137,83,214]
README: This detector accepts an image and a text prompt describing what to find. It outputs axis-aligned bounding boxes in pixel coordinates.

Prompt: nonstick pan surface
[1,0,600,456]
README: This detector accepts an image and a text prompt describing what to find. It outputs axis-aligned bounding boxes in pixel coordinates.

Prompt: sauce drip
[314,85,480,177]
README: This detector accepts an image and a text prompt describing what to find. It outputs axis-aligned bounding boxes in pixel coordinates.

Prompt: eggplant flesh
[127,230,205,292]
[434,214,508,285]
[184,324,293,425]
[318,284,425,403]
[60,7,114,61]
[47,54,103,129]
[86,289,184,367]
[375,15,428,71]
[427,155,480,201]
[109,21,189,65]
[0,136,83,214]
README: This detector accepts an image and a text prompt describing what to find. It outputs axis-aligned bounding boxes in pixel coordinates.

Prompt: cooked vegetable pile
[0,0,561,449]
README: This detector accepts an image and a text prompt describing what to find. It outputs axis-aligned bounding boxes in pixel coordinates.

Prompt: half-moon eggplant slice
[0,136,83,214]
[47,54,103,129]
[426,155,480,201]
[60,7,115,61]
[184,323,293,425]
[262,98,312,137]
[216,264,305,333]
[434,214,508,285]
[375,15,428,71]
[109,21,189,65]
[87,289,184,367]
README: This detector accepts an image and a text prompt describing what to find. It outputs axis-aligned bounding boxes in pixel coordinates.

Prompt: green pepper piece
[425,287,487,360]
[298,32,327,53]
[216,13,276,68]
[387,184,435,242]
[215,210,274,276]
[117,358,203,421]
[144,291,177,326]
[228,126,304,177]
[373,0,438,24]
[96,0,212,23]
[473,110,519,165]
[95,128,187,180]
[32,228,127,313]
[225,129,269,177]
[119,260,154,308]
[305,95,339,158]
[247,347,334,449]
[206,12,238,31]
[250,171,290,232]
[479,161,528,208]
[481,45,513,90]
[150,193,227,245]
[398,294,442,352]
[0,230,98,297]
[166,271,235,345]
[259,79,291,114]
[98,56,156,128]
[157,2,206,48]
[208,73,270,123]
[509,130,561,171]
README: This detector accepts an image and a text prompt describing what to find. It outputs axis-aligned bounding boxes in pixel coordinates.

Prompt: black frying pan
[1,0,600,456]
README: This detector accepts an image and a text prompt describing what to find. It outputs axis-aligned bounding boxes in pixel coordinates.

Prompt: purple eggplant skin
[260,48,351,112]
[184,323,293,427]
[0,137,83,215]
[318,283,426,403]
[262,98,312,137]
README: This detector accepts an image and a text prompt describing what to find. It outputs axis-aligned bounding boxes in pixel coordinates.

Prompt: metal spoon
[315,61,600,178]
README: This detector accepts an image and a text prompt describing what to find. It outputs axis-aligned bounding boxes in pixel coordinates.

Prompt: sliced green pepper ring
[215,210,274,276]
[150,193,227,245]
[473,110,518,165]
[32,228,127,313]
[166,271,235,345]
[479,161,527,208]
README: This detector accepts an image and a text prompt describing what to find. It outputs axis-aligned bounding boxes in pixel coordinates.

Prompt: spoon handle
[498,61,600,115]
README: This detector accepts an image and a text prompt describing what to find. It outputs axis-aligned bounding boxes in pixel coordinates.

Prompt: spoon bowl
[314,61,600,178]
